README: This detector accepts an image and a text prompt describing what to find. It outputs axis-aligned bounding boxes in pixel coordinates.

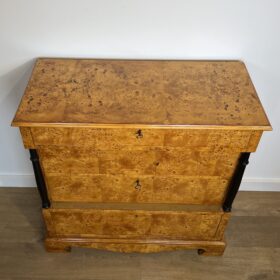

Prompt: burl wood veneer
[12,58,271,255]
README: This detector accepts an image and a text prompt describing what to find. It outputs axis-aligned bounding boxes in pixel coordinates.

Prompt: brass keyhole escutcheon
[136,129,143,139]
[135,179,141,191]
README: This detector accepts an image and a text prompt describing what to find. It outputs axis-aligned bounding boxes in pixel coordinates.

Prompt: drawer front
[43,208,223,240]
[26,127,261,152]
[46,174,229,204]
[39,147,240,178]
[31,127,164,148]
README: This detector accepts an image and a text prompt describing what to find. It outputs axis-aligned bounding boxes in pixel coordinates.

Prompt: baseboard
[240,178,280,191]
[0,174,279,191]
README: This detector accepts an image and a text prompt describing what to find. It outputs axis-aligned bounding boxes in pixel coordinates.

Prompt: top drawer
[20,127,262,152]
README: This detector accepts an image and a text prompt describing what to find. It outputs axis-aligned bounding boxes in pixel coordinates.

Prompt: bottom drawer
[43,207,229,241]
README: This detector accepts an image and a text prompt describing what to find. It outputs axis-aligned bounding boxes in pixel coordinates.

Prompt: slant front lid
[12,58,271,130]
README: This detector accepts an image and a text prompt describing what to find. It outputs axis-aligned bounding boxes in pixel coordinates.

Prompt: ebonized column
[223,152,250,212]
[29,149,50,208]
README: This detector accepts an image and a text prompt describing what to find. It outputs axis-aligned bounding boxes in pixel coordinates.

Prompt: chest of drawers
[12,59,271,255]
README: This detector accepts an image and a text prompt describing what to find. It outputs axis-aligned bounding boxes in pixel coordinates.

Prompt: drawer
[22,127,262,152]
[43,207,225,241]
[39,147,240,178]
[45,174,229,204]
[31,127,164,148]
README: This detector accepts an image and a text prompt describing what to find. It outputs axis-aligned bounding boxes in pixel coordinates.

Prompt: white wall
[0,0,279,190]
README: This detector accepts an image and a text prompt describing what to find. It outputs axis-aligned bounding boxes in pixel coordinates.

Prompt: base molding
[45,237,226,256]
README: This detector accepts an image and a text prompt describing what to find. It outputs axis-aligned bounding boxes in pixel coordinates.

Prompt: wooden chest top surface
[12,58,271,130]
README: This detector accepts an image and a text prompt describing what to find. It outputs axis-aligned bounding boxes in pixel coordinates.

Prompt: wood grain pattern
[247,131,263,152]
[43,208,224,241]
[39,146,240,178]
[19,127,35,148]
[45,174,229,205]
[31,127,164,148]
[12,58,271,130]
[215,212,231,240]
[29,127,260,152]
[51,202,221,212]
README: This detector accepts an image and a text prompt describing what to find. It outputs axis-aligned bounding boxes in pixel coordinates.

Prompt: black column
[29,149,50,208]
[223,152,250,212]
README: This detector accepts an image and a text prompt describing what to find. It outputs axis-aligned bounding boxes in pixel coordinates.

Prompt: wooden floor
[0,188,279,280]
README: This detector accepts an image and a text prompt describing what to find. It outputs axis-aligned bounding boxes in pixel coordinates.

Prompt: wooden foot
[197,242,226,256]
[45,239,71,253]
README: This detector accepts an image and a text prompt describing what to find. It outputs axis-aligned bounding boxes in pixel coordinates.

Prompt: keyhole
[136,129,143,139]
[135,179,141,190]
